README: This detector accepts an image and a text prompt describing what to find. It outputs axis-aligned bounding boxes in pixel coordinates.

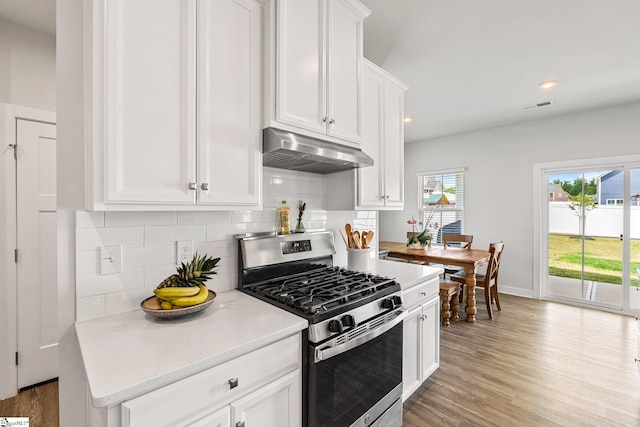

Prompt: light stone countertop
[366,259,443,289]
[75,260,440,408]
[75,289,308,407]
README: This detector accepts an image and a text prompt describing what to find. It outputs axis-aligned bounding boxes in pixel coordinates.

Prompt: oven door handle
[314,308,406,363]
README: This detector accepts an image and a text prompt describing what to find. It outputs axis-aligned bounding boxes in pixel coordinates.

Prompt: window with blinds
[418,170,465,244]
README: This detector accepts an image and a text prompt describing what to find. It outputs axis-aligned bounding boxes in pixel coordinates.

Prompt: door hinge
[15,351,18,366]
[15,249,18,263]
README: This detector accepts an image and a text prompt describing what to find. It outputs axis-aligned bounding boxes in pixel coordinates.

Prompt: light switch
[100,245,123,275]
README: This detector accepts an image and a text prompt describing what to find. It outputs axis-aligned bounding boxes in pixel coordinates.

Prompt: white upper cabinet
[91,0,262,210]
[357,59,407,209]
[196,0,263,207]
[266,0,370,146]
[105,0,197,205]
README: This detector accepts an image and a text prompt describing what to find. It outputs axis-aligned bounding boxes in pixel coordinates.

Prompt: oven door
[308,308,405,427]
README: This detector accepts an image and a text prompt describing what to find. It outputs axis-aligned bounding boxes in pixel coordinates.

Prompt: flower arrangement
[407,209,440,248]
[294,200,306,233]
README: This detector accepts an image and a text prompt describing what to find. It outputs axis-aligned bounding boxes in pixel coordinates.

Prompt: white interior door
[16,119,57,388]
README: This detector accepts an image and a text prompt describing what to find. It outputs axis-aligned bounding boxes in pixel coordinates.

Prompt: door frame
[0,103,56,400]
[533,153,640,315]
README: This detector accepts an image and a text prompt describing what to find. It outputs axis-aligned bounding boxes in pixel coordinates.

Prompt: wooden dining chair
[442,234,473,297]
[452,241,504,320]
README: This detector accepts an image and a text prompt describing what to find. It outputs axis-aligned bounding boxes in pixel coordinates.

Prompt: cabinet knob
[420,314,427,321]
[188,182,197,190]
[322,116,328,122]
[420,291,427,296]
[229,377,238,389]
[200,182,209,191]
[236,422,245,427]
[329,118,335,125]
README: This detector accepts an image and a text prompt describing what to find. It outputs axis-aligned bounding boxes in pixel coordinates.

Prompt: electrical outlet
[176,240,193,264]
[100,245,123,275]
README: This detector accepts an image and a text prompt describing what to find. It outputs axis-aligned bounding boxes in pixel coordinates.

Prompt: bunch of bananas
[154,285,209,309]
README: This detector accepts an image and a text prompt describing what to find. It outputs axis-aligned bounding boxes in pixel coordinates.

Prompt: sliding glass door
[546,169,624,308]
[630,168,640,310]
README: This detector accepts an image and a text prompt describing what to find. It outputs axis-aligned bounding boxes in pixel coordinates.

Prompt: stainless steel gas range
[237,231,405,427]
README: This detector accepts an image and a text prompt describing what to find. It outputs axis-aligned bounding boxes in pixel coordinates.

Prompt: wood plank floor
[0,378,59,427]
[403,294,640,427]
[2,295,639,426]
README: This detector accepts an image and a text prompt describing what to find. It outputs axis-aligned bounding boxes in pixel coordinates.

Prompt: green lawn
[548,234,640,287]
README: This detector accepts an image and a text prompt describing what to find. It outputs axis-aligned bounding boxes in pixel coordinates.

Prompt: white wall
[380,101,640,297]
[0,18,56,111]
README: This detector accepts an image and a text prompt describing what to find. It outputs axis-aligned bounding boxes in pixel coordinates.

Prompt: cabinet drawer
[121,335,299,427]
[403,277,439,310]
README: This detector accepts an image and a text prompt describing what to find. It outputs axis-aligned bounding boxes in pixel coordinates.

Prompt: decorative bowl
[140,290,216,320]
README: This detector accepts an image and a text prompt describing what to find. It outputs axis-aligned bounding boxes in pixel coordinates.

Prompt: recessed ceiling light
[404,115,414,123]
[539,80,558,89]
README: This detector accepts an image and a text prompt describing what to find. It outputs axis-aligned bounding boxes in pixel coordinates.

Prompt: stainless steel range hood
[263,127,373,174]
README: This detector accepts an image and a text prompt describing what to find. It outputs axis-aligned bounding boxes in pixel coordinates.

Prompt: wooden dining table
[379,241,490,323]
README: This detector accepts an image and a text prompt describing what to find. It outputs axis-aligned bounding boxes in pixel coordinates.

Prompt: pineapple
[156,253,221,288]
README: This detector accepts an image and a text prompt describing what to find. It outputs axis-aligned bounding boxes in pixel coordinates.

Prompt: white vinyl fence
[549,203,640,238]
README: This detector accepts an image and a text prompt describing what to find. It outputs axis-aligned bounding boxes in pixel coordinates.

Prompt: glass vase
[294,218,305,233]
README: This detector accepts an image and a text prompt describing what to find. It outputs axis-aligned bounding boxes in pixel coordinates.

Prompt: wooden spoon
[352,231,361,249]
[363,230,374,248]
[345,224,352,248]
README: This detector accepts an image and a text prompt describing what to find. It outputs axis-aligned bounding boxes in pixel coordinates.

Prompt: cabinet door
[105,0,196,204]
[197,0,262,207]
[231,370,300,427]
[188,405,231,427]
[357,63,384,208]
[421,297,440,380]
[382,80,405,208]
[275,0,326,134]
[402,305,423,401]
[325,0,363,143]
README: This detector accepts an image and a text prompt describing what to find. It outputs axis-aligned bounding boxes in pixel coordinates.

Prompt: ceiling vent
[522,100,554,110]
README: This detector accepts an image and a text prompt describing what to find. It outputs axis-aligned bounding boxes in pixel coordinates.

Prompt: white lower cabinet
[402,278,440,400]
[118,335,301,427]
[230,370,300,427]
[189,406,231,427]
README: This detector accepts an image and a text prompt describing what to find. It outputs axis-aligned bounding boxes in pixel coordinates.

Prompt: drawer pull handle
[420,291,427,296]
[229,377,238,389]
[236,422,245,427]
[201,182,209,191]
[188,182,197,190]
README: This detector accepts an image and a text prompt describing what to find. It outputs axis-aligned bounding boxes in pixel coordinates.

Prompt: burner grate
[249,267,396,314]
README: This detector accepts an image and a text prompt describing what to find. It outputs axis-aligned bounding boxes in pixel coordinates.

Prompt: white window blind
[418,170,465,244]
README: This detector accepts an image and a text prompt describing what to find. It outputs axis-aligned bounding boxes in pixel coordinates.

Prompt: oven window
[309,322,403,427]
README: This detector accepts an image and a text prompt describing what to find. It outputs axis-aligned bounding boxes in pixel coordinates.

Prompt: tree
[567,192,596,236]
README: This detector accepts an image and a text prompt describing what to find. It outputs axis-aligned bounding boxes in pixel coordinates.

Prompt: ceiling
[2,0,640,143]
[360,0,640,142]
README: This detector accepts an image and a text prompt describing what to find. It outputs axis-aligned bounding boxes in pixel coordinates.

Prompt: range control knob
[381,298,396,310]
[392,295,403,306]
[341,314,355,328]
[328,319,344,333]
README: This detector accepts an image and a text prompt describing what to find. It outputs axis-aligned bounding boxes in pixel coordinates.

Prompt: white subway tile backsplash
[76,227,144,251]
[144,224,207,245]
[76,211,105,228]
[123,245,176,269]
[105,211,177,227]
[76,268,144,298]
[177,211,232,225]
[105,287,151,316]
[76,295,106,321]
[75,169,377,319]
[77,250,99,274]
